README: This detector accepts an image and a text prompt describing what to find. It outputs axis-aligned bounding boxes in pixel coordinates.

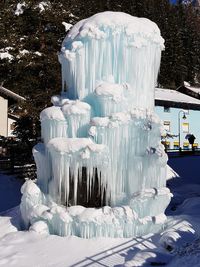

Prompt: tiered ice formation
[20,12,171,238]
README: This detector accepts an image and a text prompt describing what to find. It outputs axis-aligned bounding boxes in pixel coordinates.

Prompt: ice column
[21,11,171,238]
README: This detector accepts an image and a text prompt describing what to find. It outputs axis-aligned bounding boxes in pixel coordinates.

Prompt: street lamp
[178,110,187,150]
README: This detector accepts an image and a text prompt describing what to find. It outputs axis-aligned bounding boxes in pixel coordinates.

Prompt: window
[163,121,170,132]
[182,122,189,133]
[183,142,189,150]
[10,122,16,131]
[164,107,170,113]
[162,141,170,149]
[173,141,179,149]
[193,143,198,148]
[165,141,170,149]
[183,110,189,115]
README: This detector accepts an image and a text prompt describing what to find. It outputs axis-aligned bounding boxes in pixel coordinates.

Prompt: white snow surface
[184,85,200,95]
[95,82,128,102]
[61,99,91,115]
[40,106,66,121]
[47,137,105,154]
[155,88,200,105]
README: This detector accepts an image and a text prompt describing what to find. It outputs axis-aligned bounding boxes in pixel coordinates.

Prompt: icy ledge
[20,180,171,238]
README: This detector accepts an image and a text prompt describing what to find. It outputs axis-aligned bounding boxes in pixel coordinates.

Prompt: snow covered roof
[155,88,200,110]
[8,113,19,121]
[175,82,200,100]
[184,85,200,95]
[0,86,26,102]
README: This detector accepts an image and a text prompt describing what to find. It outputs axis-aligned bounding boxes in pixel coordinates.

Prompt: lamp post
[178,110,187,151]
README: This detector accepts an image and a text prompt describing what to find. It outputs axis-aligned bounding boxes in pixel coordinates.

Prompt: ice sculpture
[20,12,171,238]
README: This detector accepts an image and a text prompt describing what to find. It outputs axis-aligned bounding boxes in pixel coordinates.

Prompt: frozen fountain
[20,12,171,238]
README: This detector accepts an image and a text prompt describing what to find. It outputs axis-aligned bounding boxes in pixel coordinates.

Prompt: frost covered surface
[21,12,170,238]
[59,12,164,109]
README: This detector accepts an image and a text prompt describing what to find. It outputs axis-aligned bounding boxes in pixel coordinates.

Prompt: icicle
[47,138,109,205]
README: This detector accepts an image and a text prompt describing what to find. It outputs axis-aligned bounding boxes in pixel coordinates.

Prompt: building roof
[185,85,200,95]
[8,113,19,121]
[0,86,25,102]
[155,88,200,110]
[176,83,200,100]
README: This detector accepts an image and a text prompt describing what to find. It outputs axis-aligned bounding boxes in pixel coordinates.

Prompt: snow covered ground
[1,155,200,266]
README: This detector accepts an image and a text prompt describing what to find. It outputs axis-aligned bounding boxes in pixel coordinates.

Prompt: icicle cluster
[21,11,171,238]
[20,180,171,238]
[90,109,168,205]
[59,12,164,110]
[47,137,109,205]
